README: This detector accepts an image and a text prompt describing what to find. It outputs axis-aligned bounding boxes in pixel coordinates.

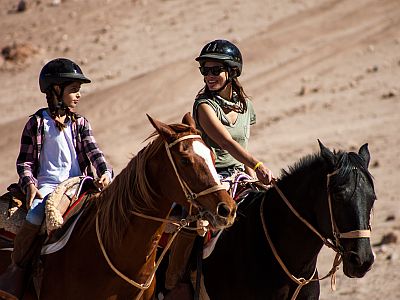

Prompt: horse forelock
[170,123,201,135]
[332,151,374,190]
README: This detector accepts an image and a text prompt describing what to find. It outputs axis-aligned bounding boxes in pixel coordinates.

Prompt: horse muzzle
[198,202,236,230]
[342,247,375,278]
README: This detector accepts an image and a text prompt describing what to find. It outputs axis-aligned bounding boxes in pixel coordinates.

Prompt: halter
[96,133,226,299]
[261,169,371,300]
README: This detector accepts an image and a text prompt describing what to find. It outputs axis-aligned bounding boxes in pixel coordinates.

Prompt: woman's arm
[197,103,273,184]
[244,165,257,178]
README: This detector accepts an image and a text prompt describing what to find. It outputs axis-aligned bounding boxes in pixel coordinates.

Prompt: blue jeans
[25,185,55,225]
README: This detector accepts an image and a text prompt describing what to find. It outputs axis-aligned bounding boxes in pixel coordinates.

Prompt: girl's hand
[95,172,112,190]
[25,183,43,210]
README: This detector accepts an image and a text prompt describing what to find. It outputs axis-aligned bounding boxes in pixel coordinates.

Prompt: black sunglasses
[199,66,226,76]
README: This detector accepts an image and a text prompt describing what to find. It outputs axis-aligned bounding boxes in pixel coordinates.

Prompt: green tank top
[192,94,256,170]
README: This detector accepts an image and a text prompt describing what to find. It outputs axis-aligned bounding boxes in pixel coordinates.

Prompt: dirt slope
[0,0,399,299]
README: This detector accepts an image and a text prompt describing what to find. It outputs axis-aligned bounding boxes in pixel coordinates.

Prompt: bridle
[96,134,227,299]
[326,170,371,245]
[260,169,371,300]
[165,134,227,204]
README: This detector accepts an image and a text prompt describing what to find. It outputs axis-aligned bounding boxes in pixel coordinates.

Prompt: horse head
[147,113,236,230]
[319,140,376,278]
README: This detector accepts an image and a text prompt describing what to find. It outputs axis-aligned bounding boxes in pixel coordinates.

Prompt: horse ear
[358,143,370,168]
[147,114,176,142]
[318,139,336,168]
[182,112,196,129]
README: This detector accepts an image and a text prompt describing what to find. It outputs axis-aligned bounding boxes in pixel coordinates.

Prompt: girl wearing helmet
[163,40,274,298]
[0,58,113,299]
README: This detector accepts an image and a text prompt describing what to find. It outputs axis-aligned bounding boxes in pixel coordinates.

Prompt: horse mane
[87,123,198,248]
[280,150,374,190]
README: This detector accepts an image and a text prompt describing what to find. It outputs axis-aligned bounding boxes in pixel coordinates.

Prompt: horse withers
[199,141,376,300]
[0,113,237,300]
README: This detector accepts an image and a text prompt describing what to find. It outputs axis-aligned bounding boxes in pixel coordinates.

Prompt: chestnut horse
[199,141,376,299]
[0,113,236,300]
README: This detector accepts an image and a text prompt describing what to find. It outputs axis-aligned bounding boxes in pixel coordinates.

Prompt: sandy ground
[0,0,399,299]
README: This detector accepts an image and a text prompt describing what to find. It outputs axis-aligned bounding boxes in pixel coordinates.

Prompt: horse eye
[180,157,191,165]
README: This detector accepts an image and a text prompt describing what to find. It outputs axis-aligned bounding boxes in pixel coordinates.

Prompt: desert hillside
[0,0,399,299]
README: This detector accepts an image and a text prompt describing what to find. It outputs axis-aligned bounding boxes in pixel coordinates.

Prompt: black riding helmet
[195,39,243,77]
[39,58,91,93]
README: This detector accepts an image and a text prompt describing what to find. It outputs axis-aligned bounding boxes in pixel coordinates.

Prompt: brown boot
[165,229,198,291]
[0,221,41,300]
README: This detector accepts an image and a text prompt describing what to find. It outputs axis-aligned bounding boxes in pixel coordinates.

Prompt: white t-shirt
[37,110,82,190]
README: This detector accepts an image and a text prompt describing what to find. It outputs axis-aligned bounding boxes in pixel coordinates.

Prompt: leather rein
[260,170,371,300]
[96,134,226,299]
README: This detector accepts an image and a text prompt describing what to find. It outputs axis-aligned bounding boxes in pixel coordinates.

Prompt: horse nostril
[217,203,230,218]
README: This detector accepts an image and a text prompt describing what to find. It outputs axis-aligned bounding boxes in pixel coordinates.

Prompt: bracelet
[253,162,264,171]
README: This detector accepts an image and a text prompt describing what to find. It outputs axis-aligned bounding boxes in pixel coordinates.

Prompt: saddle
[0,176,99,238]
[0,177,99,299]
[45,176,98,233]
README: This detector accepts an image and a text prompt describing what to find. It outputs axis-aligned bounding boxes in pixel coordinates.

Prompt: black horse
[200,141,376,300]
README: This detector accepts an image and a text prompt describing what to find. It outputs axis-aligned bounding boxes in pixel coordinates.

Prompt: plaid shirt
[16,108,113,191]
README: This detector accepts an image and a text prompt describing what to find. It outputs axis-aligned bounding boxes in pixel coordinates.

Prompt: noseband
[261,169,372,300]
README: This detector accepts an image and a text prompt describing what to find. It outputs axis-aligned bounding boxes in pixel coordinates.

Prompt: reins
[95,213,190,299]
[260,170,371,300]
[96,134,226,299]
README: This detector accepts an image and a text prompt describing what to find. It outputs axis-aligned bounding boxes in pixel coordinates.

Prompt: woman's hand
[25,183,43,210]
[255,164,274,185]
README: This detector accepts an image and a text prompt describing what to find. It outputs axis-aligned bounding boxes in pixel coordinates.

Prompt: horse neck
[111,215,167,278]
[90,144,177,279]
[266,162,329,273]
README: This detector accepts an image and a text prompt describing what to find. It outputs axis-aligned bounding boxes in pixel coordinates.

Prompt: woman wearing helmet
[0,58,113,299]
[163,40,274,298]
[193,39,273,183]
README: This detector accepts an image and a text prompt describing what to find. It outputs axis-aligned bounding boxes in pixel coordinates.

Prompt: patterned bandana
[214,93,244,113]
